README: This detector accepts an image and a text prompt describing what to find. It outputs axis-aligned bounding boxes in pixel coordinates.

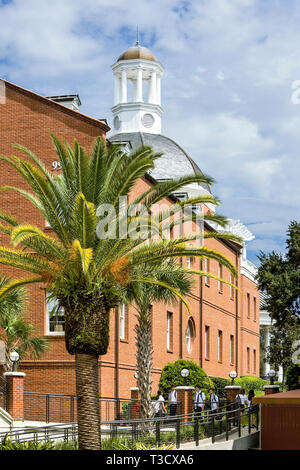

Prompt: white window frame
[218,263,223,292]
[218,330,223,362]
[120,303,126,340]
[186,319,194,354]
[204,325,210,360]
[230,334,234,365]
[167,312,171,350]
[46,292,65,335]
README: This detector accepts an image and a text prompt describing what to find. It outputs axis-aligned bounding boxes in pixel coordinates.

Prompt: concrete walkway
[178,428,259,450]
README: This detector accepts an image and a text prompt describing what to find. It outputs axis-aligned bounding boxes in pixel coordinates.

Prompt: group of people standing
[154,385,257,425]
[154,385,220,418]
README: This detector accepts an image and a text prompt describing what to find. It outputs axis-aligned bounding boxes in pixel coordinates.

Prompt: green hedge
[209,377,230,398]
[158,359,213,399]
[235,376,269,392]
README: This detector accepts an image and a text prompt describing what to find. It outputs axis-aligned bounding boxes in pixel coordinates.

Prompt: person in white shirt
[235,388,248,427]
[235,388,248,409]
[194,385,206,422]
[209,388,219,416]
[155,390,167,417]
[168,385,178,417]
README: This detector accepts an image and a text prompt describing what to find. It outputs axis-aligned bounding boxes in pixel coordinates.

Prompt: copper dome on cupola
[117,45,157,62]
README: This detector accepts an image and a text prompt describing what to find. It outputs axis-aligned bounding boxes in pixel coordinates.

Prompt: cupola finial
[136,25,140,46]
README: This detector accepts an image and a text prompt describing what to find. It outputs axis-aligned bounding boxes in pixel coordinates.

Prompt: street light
[268,369,276,385]
[181,368,189,386]
[229,370,237,385]
[10,351,19,372]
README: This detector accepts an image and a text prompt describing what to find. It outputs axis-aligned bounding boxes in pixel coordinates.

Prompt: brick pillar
[175,386,194,420]
[264,385,280,395]
[3,372,26,422]
[130,387,140,419]
[225,385,241,403]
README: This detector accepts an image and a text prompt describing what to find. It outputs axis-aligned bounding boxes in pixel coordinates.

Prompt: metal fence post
[46,395,50,423]
[155,420,161,447]
[248,406,251,434]
[226,410,229,441]
[238,407,241,437]
[211,415,215,444]
[194,416,199,446]
[176,418,181,449]
[70,396,74,423]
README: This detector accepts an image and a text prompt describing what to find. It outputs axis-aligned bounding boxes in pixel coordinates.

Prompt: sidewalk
[178,427,259,450]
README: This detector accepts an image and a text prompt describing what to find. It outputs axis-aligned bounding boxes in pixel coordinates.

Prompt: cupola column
[136,67,143,102]
[114,73,121,105]
[121,69,127,103]
[156,74,161,105]
[148,71,157,103]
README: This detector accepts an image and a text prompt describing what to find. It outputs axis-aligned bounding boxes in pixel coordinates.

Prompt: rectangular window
[150,305,153,343]
[230,335,235,365]
[204,258,210,286]
[46,292,65,335]
[247,347,250,372]
[120,303,127,340]
[253,349,256,373]
[218,264,223,293]
[247,293,251,319]
[253,297,257,321]
[187,257,191,269]
[230,274,234,300]
[205,326,210,360]
[167,311,173,352]
[218,330,223,362]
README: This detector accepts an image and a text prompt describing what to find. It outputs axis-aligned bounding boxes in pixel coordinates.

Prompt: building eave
[1,78,110,133]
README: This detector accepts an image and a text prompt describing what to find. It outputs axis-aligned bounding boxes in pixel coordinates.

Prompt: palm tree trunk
[135,309,154,419]
[75,353,101,450]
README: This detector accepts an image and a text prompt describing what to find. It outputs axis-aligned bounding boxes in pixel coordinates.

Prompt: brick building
[0,43,260,401]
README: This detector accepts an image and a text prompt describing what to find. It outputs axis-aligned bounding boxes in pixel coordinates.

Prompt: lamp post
[181,368,189,386]
[268,369,276,386]
[229,370,237,386]
[10,351,19,372]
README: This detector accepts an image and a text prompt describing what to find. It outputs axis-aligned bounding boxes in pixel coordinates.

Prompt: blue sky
[1,0,300,264]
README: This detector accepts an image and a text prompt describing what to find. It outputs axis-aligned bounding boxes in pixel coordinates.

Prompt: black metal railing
[23,392,149,423]
[23,392,183,424]
[0,403,259,449]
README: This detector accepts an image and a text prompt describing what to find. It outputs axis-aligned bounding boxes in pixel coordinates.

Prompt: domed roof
[109,132,211,193]
[117,45,157,62]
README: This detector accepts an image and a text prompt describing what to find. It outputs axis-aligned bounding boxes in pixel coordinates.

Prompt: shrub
[158,359,213,399]
[209,377,230,398]
[0,434,54,450]
[235,376,269,393]
[285,363,300,391]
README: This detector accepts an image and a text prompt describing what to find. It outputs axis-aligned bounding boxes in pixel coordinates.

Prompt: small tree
[0,277,48,371]
[158,359,213,399]
[266,320,300,383]
[285,363,300,391]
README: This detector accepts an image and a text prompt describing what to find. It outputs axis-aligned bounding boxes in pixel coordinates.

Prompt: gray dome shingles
[108,132,211,192]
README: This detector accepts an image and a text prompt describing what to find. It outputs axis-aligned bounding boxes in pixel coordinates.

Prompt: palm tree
[0,135,240,449]
[0,277,48,371]
[123,260,192,419]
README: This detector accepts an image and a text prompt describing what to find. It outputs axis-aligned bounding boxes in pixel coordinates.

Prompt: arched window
[186,318,195,353]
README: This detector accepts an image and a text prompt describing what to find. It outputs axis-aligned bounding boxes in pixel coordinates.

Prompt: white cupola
[111,39,163,134]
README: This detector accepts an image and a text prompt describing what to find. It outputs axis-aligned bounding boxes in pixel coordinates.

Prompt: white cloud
[0,0,300,260]
[216,71,225,81]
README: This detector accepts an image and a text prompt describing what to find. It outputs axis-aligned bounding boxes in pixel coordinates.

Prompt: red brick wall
[0,80,260,404]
